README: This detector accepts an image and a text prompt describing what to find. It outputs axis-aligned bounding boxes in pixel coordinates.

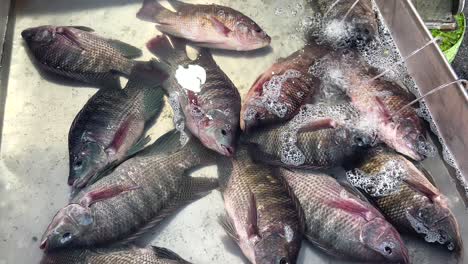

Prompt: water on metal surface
[0,0,467,264]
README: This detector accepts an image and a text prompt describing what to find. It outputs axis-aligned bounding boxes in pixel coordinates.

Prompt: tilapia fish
[41,131,218,251]
[218,147,302,264]
[349,147,462,252]
[22,25,141,87]
[40,246,191,264]
[316,50,430,160]
[279,168,409,263]
[243,103,374,168]
[309,0,378,44]
[68,60,167,190]
[240,43,331,132]
[147,35,241,156]
[137,0,270,51]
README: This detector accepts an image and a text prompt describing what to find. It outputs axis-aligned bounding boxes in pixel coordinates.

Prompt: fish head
[40,204,93,251]
[69,141,108,188]
[407,201,462,252]
[21,26,56,46]
[393,117,430,161]
[199,110,237,156]
[362,218,410,264]
[252,231,299,264]
[231,19,271,50]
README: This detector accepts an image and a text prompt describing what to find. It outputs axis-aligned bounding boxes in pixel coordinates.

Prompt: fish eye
[278,257,289,264]
[354,136,365,146]
[254,28,262,33]
[384,246,393,255]
[221,129,227,136]
[60,232,72,244]
[74,160,83,169]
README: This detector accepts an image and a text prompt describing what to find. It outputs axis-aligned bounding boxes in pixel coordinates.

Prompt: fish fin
[297,118,338,133]
[304,234,341,258]
[151,246,192,263]
[56,27,85,50]
[168,0,186,10]
[176,175,219,201]
[127,60,169,88]
[209,16,232,37]
[106,117,143,156]
[139,129,182,157]
[216,156,234,191]
[146,35,188,65]
[335,175,371,203]
[70,26,95,32]
[276,168,306,232]
[137,0,174,23]
[326,197,374,221]
[127,135,152,157]
[374,96,392,121]
[219,214,240,243]
[414,162,437,186]
[107,39,142,59]
[119,176,216,244]
[79,184,141,207]
[403,176,439,202]
[246,191,259,238]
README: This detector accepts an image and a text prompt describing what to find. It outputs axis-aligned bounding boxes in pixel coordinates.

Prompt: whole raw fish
[312,50,431,160]
[349,147,462,252]
[137,0,270,51]
[309,0,378,45]
[147,35,241,156]
[243,103,374,168]
[279,168,409,263]
[217,147,302,264]
[68,60,167,190]
[240,43,331,132]
[22,25,141,87]
[40,131,218,251]
[40,246,191,264]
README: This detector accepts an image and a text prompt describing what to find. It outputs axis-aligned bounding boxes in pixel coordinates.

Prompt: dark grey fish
[68,60,167,190]
[243,103,374,168]
[22,25,141,87]
[147,35,241,156]
[278,168,409,263]
[351,147,463,252]
[40,246,191,264]
[218,147,302,264]
[41,130,218,251]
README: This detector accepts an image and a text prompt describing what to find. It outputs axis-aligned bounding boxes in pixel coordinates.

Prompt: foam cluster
[346,160,406,197]
[261,69,302,118]
[169,93,189,146]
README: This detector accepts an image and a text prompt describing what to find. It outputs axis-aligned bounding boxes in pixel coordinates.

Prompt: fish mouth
[221,144,235,156]
[39,237,48,250]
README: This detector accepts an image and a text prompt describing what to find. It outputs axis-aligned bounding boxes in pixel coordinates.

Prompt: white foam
[168,93,189,146]
[261,69,302,118]
[346,160,406,197]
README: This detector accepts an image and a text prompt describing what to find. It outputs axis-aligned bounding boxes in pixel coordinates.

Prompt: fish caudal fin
[151,246,192,264]
[137,0,174,23]
[107,39,142,59]
[146,35,188,65]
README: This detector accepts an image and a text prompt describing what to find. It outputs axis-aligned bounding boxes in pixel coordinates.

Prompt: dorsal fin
[151,246,192,263]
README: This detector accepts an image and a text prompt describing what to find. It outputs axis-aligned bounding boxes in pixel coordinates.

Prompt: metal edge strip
[0,0,14,152]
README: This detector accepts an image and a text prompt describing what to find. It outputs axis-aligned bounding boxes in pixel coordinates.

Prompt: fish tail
[146,35,188,65]
[125,60,168,120]
[137,0,174,24]
[151,246,192,264]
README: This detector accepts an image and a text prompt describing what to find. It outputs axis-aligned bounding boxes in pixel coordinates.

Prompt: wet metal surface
[0,1,467,264]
